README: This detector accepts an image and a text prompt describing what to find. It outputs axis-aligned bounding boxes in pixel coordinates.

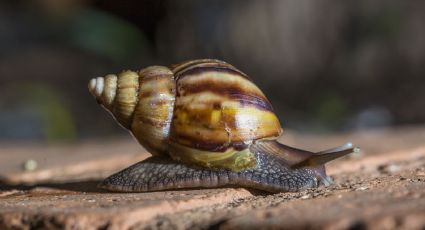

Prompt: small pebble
[22,159,38,171]
[355,186,368,191]
[300,194,311,199]
[378,164,401,174]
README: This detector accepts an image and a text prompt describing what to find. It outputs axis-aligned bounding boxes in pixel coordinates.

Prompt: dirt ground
[0,126,424,229]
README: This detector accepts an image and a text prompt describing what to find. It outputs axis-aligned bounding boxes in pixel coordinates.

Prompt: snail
[89,59,358,193]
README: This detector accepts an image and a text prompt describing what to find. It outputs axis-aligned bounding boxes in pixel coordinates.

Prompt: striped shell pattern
[89,59,282,171]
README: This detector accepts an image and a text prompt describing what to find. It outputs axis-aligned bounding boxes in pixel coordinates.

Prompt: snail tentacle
[292,143,359,168]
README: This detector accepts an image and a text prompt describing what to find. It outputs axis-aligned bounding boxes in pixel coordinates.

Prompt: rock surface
[0,127,424,229]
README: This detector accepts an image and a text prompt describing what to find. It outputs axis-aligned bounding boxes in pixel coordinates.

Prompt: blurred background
[1,0,425,144]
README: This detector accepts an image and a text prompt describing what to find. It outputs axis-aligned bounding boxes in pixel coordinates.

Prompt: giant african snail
[88,59,359,193]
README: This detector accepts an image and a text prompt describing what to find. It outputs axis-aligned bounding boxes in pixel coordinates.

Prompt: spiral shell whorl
[130,66,176,156]
[89,71,140,128]
[89,67,176,156]
[88,74,117,109]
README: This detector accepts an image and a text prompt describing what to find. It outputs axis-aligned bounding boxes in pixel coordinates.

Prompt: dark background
[1,0,424,144]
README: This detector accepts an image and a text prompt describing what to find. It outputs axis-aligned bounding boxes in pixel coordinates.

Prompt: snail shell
[89,59,281,171]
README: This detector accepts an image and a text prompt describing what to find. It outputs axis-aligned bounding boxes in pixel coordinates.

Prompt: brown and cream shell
[89,59,282,171]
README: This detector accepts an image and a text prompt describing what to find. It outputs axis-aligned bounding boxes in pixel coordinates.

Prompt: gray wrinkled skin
[100,151,321,193]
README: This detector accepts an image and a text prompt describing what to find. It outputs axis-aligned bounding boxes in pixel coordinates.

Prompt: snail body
[89,59,357,193]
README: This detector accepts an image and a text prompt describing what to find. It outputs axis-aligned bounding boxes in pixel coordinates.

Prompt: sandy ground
[0,127,424,229]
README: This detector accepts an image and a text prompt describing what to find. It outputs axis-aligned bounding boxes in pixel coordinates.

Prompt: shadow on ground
[0,180,105,193]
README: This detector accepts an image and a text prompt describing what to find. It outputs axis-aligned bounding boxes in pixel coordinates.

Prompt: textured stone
[0,128,425,229]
